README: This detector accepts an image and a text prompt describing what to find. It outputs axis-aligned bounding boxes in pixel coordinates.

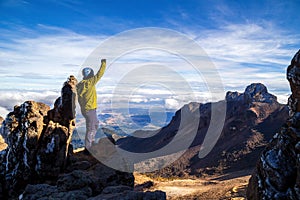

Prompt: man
[77,59,106,151]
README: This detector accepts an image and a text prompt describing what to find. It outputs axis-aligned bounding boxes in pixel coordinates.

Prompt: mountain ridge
[117,83,288,177]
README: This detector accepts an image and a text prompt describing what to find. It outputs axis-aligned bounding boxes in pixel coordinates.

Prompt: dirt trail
[134,171,250,200]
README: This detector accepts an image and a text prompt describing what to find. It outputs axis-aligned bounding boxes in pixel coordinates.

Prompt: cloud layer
[0,22,297,118]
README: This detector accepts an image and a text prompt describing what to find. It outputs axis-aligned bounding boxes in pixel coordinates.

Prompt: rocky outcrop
[226,83,277,103]
[0,75,166,200]
[19,149,165,200]
[0,76,77,198]
[247,50,300,199]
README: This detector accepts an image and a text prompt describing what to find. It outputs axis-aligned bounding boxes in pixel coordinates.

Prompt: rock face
[247,50,300,199]
[0,77,77,198]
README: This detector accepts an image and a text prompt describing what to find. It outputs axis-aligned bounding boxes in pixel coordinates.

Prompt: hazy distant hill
[98,109,175,134]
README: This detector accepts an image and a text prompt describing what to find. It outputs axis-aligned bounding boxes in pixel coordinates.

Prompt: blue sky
[0,0,300,117]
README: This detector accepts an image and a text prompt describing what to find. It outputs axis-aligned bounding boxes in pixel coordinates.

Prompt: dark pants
[82,109,99,149]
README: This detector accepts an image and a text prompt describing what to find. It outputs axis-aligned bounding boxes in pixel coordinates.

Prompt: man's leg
[84,109,99,149]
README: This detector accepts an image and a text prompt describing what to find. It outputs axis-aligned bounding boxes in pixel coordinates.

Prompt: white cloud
[0,90,59,113]
[0,106,9,118]
[193,22,297,98]
[0,25,105,90]
[276,93,289,104]
[165,98,180,110]
[0,23,297,112]
[197,23,298,65]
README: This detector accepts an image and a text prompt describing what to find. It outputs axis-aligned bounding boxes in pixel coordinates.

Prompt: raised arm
[89,59,106,85]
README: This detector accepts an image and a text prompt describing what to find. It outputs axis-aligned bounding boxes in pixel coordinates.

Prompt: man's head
[82,67,94,79]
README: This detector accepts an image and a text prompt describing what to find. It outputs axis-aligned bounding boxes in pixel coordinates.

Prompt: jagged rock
[0,76,77,198]
[20,152,139,200]
[247,50,300,199]
[288,49,300,116]
[225,91,245,102]
[2,101,50,197]
[244,83,277,103]
[35,120,74,178]
[226,83,277,103]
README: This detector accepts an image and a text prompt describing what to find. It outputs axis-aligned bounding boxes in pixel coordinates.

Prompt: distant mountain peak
[226,83,277,103]
[244,83,268,95]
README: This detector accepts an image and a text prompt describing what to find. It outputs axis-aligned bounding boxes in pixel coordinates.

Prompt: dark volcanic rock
[247,49,300,199]
[20,151,165,200]
[226,83,277,103]
[21,183,92,200]
[244,83,277,103]
[0,76,77,198]
[2,101,51,197]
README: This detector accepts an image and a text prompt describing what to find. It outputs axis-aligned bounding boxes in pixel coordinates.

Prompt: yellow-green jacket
[77,63,106,113]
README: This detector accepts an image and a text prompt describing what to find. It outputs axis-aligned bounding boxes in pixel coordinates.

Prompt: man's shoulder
[77,80,86,86]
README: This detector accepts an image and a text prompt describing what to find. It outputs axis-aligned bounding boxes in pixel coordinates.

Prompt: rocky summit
[0,77,166,200]
[247,49,300,199]
[226,82,277,103]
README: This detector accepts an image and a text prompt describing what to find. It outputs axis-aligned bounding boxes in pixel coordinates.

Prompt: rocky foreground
[247,50,300,199]
[0,78,165,199]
